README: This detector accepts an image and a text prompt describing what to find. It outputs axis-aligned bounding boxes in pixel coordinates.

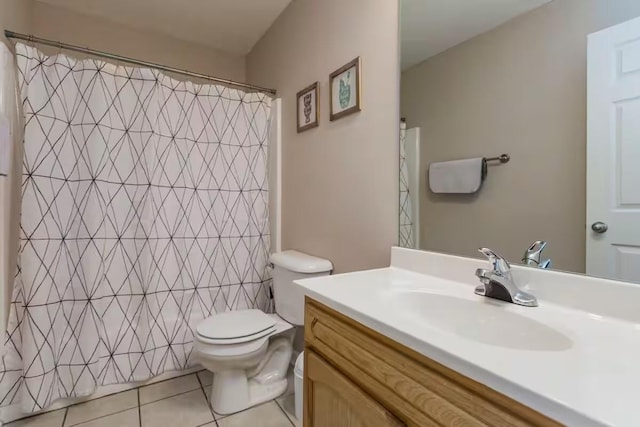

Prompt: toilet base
[204,336,294,415]
[210,371,288,415]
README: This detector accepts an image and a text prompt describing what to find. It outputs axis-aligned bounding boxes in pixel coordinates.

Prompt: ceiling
[35,0,293,55]
[401,0,553,70]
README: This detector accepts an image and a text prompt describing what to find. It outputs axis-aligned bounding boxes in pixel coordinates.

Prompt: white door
[587,16,640,282]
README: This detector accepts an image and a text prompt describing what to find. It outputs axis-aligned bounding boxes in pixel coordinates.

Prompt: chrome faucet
[522,240,552,269]
[475,248,538,307]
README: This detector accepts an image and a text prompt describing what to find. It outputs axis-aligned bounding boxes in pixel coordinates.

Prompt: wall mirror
[398,0,640,283]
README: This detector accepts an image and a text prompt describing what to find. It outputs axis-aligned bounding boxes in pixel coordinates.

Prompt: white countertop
[294,247,640,427]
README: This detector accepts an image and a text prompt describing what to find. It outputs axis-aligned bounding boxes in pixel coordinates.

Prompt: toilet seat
[197,309,276,342]
[196,326,275,345]
[195,311,293,358]
[196,334,271,358]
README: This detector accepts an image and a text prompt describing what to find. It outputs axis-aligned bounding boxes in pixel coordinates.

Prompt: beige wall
[31,2,246,81]
[0,0,32,39]
[247,0,400,273]
[401,0,640,274]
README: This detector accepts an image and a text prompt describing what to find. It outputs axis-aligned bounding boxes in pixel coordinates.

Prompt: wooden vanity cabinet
[303,298,562,427]
[305,350,404,426]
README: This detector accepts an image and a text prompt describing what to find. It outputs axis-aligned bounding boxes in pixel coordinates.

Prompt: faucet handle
[527,240,547,256]
[539,259,552,269]
[522,240,553,269]
[522,240,547,265]
[478,248,510,275]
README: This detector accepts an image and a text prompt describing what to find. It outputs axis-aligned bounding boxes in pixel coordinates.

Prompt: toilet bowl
[194,250,333,415]
[195,310,295,414]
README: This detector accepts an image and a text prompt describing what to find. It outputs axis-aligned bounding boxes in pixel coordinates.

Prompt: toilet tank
[270,251,332,325]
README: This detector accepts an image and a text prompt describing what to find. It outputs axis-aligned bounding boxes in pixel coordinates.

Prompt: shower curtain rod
[4,30,277,95]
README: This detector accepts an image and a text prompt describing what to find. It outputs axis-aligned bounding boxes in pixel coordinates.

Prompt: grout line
[5,406,67,426]
[138,388,203,408]
[5,413,42,426]
[65,368,202,412]
[137,369,202,389]
[274,398,296,427]
[7,406,69,427]
[196,371,219,425]
[137,376,202,406]
[65,406,138,427]
[137,387,142,427]
[63,388,139,412]
[6,371,203,426]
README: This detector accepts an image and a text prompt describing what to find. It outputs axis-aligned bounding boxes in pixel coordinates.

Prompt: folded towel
[428,157,484,194]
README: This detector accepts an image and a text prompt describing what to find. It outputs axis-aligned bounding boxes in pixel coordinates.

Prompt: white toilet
[194,250,332,415]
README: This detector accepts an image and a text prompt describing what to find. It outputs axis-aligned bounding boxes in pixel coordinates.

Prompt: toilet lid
[196,309,277,342]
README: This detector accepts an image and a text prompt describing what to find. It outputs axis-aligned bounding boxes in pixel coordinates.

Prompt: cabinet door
[304,351,405,427]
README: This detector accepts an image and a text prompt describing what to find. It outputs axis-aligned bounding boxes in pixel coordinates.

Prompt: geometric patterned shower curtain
[399,120,415,248]
[0,43,272,413]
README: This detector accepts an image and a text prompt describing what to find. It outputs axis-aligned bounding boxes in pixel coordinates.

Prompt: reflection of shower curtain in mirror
[0,42,20,344]
[399,121,415,248]
[0,43,272,413]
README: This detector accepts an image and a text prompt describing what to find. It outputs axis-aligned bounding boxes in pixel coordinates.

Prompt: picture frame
[296,82,319,133]
[329,57,361,121]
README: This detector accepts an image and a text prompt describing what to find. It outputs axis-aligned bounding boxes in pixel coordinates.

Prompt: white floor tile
[8,370,300,427]
[72,408,139,427]
[140,389,213,427]
[217,402,292,427]
[276,394,300,427]
[196,370,213,387]
[198,387,225,421]
[6,409,66,427]
[201,387,229,420]
[65,390,137,426]
[139,374,200,405]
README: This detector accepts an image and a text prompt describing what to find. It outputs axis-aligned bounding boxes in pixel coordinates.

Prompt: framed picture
[296,82,319,133]
[329,57,361,121]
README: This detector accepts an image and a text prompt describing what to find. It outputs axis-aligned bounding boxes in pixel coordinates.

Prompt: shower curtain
[399,120,415,248]
[0,43,272,413]
[0,42,21,343]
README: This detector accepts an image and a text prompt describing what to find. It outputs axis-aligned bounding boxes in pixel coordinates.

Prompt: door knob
[591,221,608,234]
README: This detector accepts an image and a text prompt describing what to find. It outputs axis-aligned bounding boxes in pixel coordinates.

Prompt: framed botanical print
[296,82,319,133]
[329,57,361,121]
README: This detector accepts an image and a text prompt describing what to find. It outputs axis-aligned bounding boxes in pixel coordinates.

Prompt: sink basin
[390,292,572,351]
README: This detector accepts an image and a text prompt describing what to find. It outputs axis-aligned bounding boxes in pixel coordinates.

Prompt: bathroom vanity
[296,247,640,427]
[303,298,558,426]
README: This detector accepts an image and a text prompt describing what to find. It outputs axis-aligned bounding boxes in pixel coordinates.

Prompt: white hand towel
[428,158,484,194]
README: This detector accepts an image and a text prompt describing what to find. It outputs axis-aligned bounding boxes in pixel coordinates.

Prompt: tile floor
[6,370,300,427]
